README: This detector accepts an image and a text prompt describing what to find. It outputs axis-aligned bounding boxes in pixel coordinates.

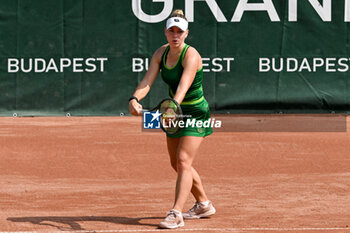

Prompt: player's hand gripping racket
[141,98,183,135]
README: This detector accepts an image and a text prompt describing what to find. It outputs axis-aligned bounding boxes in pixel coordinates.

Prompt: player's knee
[177,161,191,172]
[176,155,191,172]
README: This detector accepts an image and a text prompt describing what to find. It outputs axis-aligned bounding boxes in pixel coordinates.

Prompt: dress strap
[180,44,190,66]
[161,45,170,68]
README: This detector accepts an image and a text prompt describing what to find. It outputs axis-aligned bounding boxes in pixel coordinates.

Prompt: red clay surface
[0,116,349,233]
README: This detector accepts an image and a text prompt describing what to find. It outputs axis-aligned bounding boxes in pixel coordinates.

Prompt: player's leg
[160,136,215,228]
[172,136,204,212]
[166,136,208,202]
[166,136,180,171]
[159,136,185,229]
[168,136,216,219]
[191,167,208,202]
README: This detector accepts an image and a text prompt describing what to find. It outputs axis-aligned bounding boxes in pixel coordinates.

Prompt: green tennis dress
[160,44,213,138]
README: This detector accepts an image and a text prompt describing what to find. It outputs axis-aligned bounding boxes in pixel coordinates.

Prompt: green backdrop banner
[0,0,349,116]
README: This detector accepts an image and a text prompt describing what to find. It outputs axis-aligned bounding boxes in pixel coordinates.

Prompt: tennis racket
[141,98,183,135]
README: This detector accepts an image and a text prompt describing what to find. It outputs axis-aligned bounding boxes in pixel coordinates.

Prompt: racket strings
[160,100,179,116]
[159,100,182,134]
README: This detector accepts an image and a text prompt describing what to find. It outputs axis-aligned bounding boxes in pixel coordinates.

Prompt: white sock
[171,209,182,215]
[199,200,210,207]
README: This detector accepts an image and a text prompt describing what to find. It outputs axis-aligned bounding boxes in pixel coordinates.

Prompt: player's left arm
[173,47,201,105]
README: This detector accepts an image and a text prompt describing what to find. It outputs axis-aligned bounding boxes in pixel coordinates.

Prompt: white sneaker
[158,209,185,229]
[183,201,216,219]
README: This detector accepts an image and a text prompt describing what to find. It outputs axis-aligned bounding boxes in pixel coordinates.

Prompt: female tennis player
[129,9,215,229]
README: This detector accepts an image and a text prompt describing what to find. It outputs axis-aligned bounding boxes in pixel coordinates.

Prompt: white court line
[1,228,350,233]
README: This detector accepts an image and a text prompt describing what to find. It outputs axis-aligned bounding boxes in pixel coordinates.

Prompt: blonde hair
[170,9,187,21]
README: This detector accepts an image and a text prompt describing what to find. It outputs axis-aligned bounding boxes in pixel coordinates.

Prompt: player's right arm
[129,45,167,116]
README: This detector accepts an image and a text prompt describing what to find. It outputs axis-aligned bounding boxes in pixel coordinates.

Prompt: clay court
[0,115,350,233]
